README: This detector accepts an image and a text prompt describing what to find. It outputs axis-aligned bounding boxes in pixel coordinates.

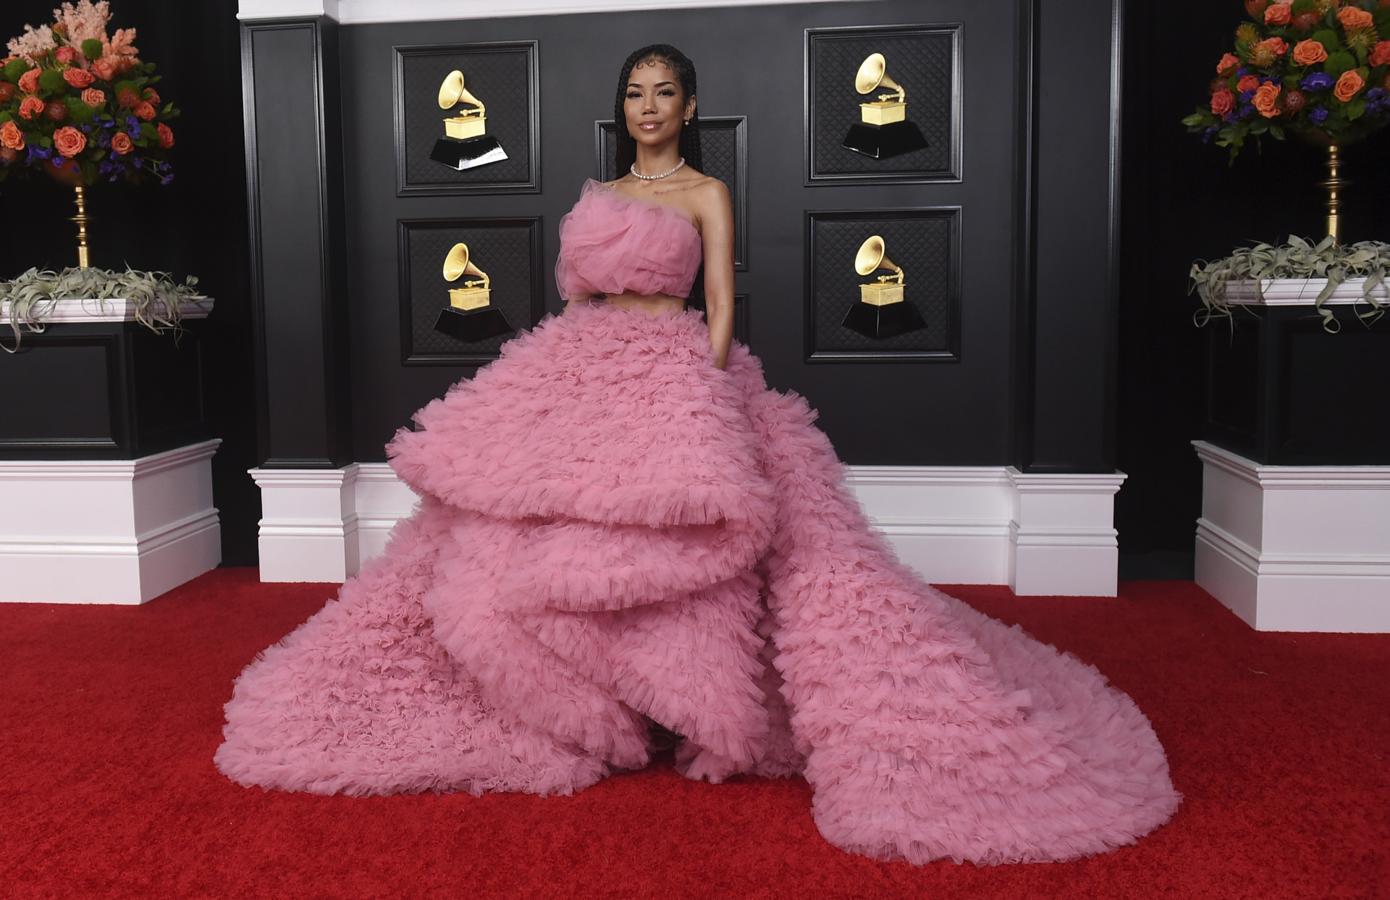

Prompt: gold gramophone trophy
[842,52,928,159]
[429,69,509,170]
[434,242,514,341]
[840,234,926,339]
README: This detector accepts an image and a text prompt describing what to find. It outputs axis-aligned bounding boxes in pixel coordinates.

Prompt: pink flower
[1211,88,1236,116]
[1372,41,1390,67]
[1216,53,1240,75]
[1293,39,1329,66]
[1238,74,1261,93]
[1338,6,1374,30]
[52,124,86,158]
[1253,82,1282,117]
[110,131,133,155]
[80,87,104,107]
[90,57,117,81]
[55,46,77,64]
[17,67,39,94]
[1334,69,1365,101]
[62,66,95,89]
[133,100,155,121]
[0,119,25,151]
[156,122,174,149]
[142,87,159,106]
[1265,3,1291,25]
[18,95,45,120]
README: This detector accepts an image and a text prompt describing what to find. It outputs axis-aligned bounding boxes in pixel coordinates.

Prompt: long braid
[611,44,706,307]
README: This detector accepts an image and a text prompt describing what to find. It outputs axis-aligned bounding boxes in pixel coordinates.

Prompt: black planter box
[0,319,208,460]
[1204,306,1390,465]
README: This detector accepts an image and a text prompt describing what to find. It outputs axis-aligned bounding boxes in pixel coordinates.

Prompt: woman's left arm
[698,178,736,369]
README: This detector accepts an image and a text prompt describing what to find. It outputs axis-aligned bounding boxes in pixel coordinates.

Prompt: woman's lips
[639,122,661,131]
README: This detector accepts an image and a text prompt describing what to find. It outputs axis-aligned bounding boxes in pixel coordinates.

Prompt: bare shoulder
[693,175,731,222]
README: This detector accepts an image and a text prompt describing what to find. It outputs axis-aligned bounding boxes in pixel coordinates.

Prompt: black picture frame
[392,41,540,197]
[396,217,546,366]
[805,23,963,185]
[804,207,962,362]
[594,116,749,271]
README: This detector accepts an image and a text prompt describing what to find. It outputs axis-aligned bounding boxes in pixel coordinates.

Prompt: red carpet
[2,569,1386,898]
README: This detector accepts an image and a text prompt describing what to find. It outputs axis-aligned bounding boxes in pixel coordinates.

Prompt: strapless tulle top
[554,178,702,301]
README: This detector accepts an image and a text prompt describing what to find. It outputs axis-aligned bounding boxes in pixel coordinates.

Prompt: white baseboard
[252,462,1127,596]
[1193,440,1390,632]
[0,440,223,604]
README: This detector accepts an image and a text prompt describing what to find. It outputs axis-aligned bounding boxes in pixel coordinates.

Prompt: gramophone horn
[437,70,465,109]
[854,53,906,101]
[442,242,486,282]
[854,235,903,281]
[456,85,484,113]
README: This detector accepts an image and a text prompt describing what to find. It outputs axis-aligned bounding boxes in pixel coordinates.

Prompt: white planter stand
[1194,441,1390,633]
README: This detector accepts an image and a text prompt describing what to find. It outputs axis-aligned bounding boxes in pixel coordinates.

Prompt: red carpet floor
[2,568,1387,899]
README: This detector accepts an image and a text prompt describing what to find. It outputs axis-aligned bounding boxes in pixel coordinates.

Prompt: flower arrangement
[1,265,201,352]
[0,0,178,185]
[1182,0,1390,160]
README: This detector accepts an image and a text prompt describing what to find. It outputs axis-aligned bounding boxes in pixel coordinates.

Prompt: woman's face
[624,58,695,146]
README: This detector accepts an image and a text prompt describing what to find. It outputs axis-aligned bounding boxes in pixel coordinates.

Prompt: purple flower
[1237,103,1256,120]
[1368,88,1387,102]
[1309,106,1329,124]
[1202,126,1219,143]
[1237,66,1251,76]
[1302,72,1334,92]
[26,144,52,162]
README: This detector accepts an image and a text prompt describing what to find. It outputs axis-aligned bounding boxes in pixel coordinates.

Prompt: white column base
[1007,469,1126,597]
[251,463,1126,595]
[1194,441,1390,632]
[0,440,222,604]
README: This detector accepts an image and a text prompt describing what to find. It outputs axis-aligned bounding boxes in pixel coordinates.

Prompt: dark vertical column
[241,17,350,468]
[1014,0,1124,473]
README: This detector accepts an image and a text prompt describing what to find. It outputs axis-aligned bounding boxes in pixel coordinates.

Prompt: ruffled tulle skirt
[215,300,1180,865]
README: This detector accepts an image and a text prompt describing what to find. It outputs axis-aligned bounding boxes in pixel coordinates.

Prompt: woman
[216,44,1180,866]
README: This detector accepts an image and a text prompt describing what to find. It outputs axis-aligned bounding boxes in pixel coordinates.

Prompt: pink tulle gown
[215,177,1180,865]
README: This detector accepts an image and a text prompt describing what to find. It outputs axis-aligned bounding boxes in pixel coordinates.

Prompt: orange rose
[1257,37,1289,56]
[156,123,174,149]
[91,58,117,81]
[1216,52,1240,75]
[1253,82,1282,117]
[18,95,45,120]
[1238,74,1261,93]
[134,101,156,121]
[17,67,39,94]
[1334,69,1365,101]
[1293,39,1329,65]
[142,87,159,106]
[1211,89,1236,116]
[52,125,86,158]
[116,87,138,108]
[1372,41,1390,66]
[1337,6,1374,29]
[0,119,24,151]
[111,131,133,155]
[62,67,94,89]
[81,87,105,107]
[1265,2,1291,25]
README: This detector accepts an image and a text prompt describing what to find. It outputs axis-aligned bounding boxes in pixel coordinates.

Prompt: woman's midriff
[591,290,686,317]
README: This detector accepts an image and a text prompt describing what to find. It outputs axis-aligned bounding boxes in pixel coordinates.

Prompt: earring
[683,118,690,125]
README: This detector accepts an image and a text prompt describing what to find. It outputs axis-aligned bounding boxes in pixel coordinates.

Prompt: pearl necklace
[630,157,686,180]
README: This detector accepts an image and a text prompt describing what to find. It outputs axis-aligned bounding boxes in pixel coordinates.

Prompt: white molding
[1223,277,1388,306]
[0,296,214,325]
[252,462,1125,595]
[0,440,222,604]
[1193,440,1390,632]
[239,0,863,23]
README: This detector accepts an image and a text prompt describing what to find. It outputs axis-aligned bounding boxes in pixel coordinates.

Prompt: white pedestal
[252,463,1127,596]
[1194,440,1390,632]
[0,440,222,604]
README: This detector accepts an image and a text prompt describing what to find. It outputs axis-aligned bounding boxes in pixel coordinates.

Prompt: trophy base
[430,134,509,171]
[841,121,928,160]
[841,299,926,340]
[434,305,514,342]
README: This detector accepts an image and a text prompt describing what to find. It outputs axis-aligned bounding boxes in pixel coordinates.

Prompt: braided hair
[611,45,707,309]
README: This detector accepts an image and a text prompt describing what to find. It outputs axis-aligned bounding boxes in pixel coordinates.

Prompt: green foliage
[0,267,202,352]
[1,59,27,81]
[80,38,103,60]
[1324,50,1356,76]
[65,97,96,124]
[1312,30,1341,53]
[1189,236,1390,333]
[37,68,65,94]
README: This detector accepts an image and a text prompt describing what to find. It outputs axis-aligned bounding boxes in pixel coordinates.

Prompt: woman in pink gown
[214,43,1180,866]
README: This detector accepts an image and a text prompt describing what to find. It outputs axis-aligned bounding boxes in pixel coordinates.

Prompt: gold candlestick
[72,185,90,268]
[1322,143,1345,244]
